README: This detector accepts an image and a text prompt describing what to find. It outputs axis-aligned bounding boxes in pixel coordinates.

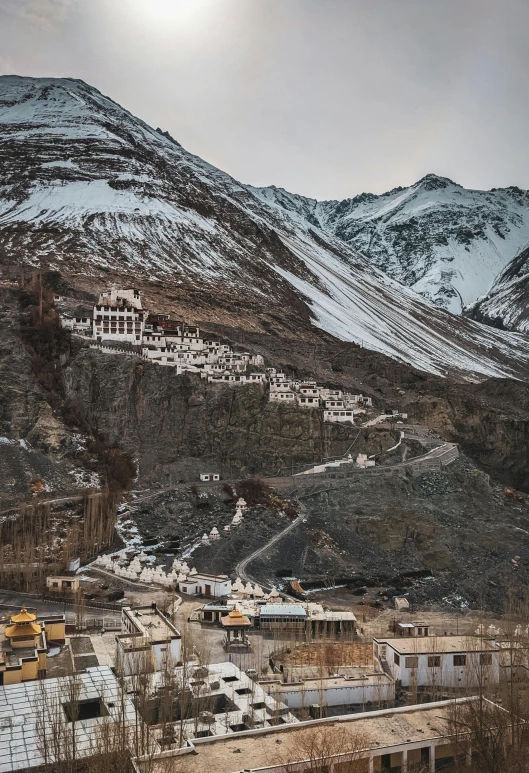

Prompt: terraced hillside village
[2,75,529,621]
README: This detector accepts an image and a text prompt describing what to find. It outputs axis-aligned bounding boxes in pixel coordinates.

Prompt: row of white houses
[62,289,380,423]
[268,369,373,425]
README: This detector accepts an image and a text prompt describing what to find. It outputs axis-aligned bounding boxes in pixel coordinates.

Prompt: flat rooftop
[0,666,136,772]
[308,610,357,621]
[260,605,306,617]
[375,635,497,654]
[121,607,180,644]
[265,672,393,693]
[137,699,478,773]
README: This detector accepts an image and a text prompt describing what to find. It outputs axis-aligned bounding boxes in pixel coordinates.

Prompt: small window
[394,653,400,666]
[454,655,467,667]
[405,656,418,669]
[428,656,441,668]
[480,653,493,665]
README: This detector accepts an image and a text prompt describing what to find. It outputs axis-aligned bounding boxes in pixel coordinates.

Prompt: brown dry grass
[279,641,373,668]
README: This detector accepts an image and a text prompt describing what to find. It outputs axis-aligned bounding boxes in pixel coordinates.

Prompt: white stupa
[232,578,245,594]
[236,497,248,511]
[201,533,210,544]
[244,582,254,596]
[209,527,220,540]
[189,567,198,576]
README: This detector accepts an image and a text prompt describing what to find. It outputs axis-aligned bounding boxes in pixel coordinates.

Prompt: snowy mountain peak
[2,74,529,380]
[413,173,459,191]
[254,174,529,315]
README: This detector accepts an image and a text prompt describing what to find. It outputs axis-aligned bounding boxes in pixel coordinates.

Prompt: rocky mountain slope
[1,75,529,379]
[469,245,529,332]
[251,176,529,315]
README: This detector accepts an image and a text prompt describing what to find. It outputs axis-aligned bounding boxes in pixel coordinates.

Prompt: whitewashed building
[264,671,394,711]
[117,605,182,675]
[373,635,501,689]
[93,288,145,344]
[323,409,356,423]
[179,573,231,598]
[298,396,320,408]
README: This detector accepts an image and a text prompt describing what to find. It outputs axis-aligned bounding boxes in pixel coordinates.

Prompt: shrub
[237,479,272,506]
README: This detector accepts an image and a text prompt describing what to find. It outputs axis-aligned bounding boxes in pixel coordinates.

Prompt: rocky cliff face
[64,347,396,485]
[0,288,84,506]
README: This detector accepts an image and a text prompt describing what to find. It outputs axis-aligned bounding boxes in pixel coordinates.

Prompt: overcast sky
[1,0,528,200]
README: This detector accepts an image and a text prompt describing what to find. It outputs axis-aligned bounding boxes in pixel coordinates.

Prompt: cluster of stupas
[201,526,220,545]
[231,578,281,601]
[93,553,200,587]
[200,497,249,544]
[232,496,247,527]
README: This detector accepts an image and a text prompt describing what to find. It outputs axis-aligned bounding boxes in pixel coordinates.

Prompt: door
[205,584,211,596]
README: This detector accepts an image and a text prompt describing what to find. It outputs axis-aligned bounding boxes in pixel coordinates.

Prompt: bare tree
[277,724,369,773]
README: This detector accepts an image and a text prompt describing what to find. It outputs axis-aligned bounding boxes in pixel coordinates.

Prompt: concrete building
[395,621,430,637]
[117,605,182,675]
[264,671,395,713]
[199,473,220,482]
[45,575,80,594]
[323,409,356,423]
[298,396,320,408]
[0,665,137,772]
[134,697,487,773]
[132,661,297,745]
[373,635,501,689]
[306,606,356,638]
[269,390,296,403]
[259,605,307,631]
[61,314,92,333]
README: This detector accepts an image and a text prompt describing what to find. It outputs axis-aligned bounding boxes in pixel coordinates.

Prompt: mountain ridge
[1,75,529,380]
[251,175,529,316]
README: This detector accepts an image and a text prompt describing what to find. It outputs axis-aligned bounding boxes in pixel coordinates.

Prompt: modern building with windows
[373,635,500,689]
[258,605,307,631]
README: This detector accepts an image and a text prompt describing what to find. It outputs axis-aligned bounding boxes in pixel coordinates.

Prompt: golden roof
[5,621,42,638]
[10,605,37,624]
[221,607,251,628]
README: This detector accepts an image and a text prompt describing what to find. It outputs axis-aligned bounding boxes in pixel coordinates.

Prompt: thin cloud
[0,0,74,29]
[0,54,16,74]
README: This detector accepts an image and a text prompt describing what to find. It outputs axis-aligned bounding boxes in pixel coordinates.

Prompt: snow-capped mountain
[251,177,529,315]
[469,245,529,332]
[2,75,529,381]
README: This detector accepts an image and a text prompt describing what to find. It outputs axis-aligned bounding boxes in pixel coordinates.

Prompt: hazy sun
[131,0,210,28]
